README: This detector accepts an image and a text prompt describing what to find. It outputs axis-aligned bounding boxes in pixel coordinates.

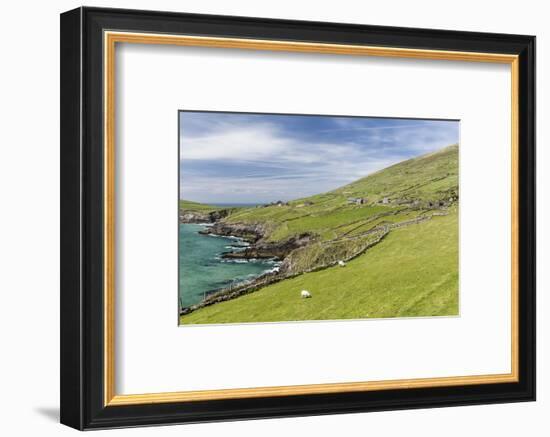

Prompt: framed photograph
[60,7,535,430]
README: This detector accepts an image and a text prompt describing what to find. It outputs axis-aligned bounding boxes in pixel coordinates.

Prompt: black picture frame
[60,6,535,430]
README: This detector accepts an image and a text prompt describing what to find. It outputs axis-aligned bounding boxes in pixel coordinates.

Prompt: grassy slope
[179,200,223,212]
[180,208,458,323]
[332,144,458,201]
[222,145,458,242]
[180,144,459,324]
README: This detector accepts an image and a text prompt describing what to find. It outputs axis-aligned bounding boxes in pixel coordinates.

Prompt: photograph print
[178,111,459,325]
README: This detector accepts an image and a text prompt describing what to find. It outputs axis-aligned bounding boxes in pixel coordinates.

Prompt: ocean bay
[179,223,279,307]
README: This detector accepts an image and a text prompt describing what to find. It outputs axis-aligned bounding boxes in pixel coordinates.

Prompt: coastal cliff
[179,208,231,224]
[222,232,314,260]
[198,221,264,241]
[197,220,315,260]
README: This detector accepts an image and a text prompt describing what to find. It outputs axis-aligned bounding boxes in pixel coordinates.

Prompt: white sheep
[338,260,346,267]
[300,290,312,299]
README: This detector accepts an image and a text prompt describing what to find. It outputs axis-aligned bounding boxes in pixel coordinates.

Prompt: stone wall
[180,210,451,317]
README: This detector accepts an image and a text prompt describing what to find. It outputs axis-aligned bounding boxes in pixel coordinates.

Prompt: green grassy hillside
[179,200,223,212]
[181,208,458,323]
[222,144,458,243]
[333,144,458,201]
[179,144,459,324]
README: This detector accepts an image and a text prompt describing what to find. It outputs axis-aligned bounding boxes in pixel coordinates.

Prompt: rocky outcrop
[198,222,265,242]
[209,209,232,221]
[179,211,211,223]
[179,208,232,224]
[222,233,314,260]
[199,220,315,260]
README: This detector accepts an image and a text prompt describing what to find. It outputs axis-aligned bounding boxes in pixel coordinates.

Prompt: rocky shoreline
[198,221,264,242]
[179,207,451,317]
[179,223,392,317]
[179,210,317,314]
[197,221,314,262]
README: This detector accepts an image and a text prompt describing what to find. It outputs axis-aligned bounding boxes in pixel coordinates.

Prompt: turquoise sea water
[179,224,279,308]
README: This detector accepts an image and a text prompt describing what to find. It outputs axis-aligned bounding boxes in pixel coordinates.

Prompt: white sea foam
[221,258,249,264]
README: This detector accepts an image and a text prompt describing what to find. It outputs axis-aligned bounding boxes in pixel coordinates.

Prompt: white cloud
[181,124,285,161]
[179,117,458,203]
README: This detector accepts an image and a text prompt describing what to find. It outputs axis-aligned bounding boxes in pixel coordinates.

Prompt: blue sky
[179,111,459,204]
